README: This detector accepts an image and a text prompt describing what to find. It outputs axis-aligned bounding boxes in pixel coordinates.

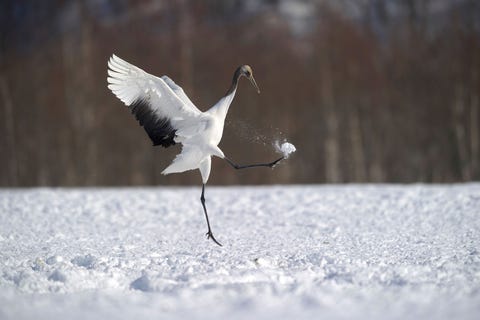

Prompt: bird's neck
[213,87,237,119]
[226,67,243,96]
[210,67,242,118]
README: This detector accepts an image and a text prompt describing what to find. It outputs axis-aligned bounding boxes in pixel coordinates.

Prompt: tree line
[1,0,479,186]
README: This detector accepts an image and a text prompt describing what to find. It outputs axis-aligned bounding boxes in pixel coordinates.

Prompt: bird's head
[239,65,260,94]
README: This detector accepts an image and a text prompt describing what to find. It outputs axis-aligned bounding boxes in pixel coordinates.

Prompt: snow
[275,141,296,158]
[1,185,480,320]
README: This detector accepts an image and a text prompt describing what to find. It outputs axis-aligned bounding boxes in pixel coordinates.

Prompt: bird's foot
[206,231,222,246]
[269,157,285,168]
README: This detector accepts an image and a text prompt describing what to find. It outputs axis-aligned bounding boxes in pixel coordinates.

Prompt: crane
[107,54,285,246]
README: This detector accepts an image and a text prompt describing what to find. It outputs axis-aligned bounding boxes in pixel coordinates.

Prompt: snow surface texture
[275,141,296,158]
[1,185,479,320]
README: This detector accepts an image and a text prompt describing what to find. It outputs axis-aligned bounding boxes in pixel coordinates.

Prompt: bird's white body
[107,55,238,183]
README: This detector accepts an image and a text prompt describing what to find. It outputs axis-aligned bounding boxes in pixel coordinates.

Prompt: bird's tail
[161,144,203,175]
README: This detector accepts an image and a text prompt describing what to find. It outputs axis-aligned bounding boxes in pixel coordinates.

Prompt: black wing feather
[129,99,177,148]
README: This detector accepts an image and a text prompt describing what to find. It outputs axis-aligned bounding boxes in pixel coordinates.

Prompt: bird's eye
[245,71,251,77]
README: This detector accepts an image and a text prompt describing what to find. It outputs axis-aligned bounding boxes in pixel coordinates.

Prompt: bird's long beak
[249,76,260,94]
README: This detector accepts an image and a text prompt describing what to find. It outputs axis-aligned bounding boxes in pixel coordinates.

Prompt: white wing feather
[107,54,207,139]
[161,75,198,111]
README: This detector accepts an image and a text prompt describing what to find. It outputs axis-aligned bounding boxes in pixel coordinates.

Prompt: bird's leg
[224,156,285,170]
[200,184,222,246]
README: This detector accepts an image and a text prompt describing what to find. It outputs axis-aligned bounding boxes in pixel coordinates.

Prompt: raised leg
[200,184,222,246]
[224,156,284,170]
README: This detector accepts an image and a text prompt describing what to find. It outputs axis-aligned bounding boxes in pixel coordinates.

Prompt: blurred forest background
[1,0,479,186]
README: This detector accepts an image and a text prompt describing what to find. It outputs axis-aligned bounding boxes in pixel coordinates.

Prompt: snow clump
[275,141,296,158]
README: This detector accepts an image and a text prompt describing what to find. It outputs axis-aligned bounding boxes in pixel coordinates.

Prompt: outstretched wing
[161,75,197,111]
[107,54,205,147]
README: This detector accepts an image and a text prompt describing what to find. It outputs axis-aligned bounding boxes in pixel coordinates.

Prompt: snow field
[0,185,479,319]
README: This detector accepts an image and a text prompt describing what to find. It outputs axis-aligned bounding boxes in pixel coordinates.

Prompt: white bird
[107,54,284,246]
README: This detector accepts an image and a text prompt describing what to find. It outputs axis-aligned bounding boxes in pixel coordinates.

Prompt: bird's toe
[206,231,222,246]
